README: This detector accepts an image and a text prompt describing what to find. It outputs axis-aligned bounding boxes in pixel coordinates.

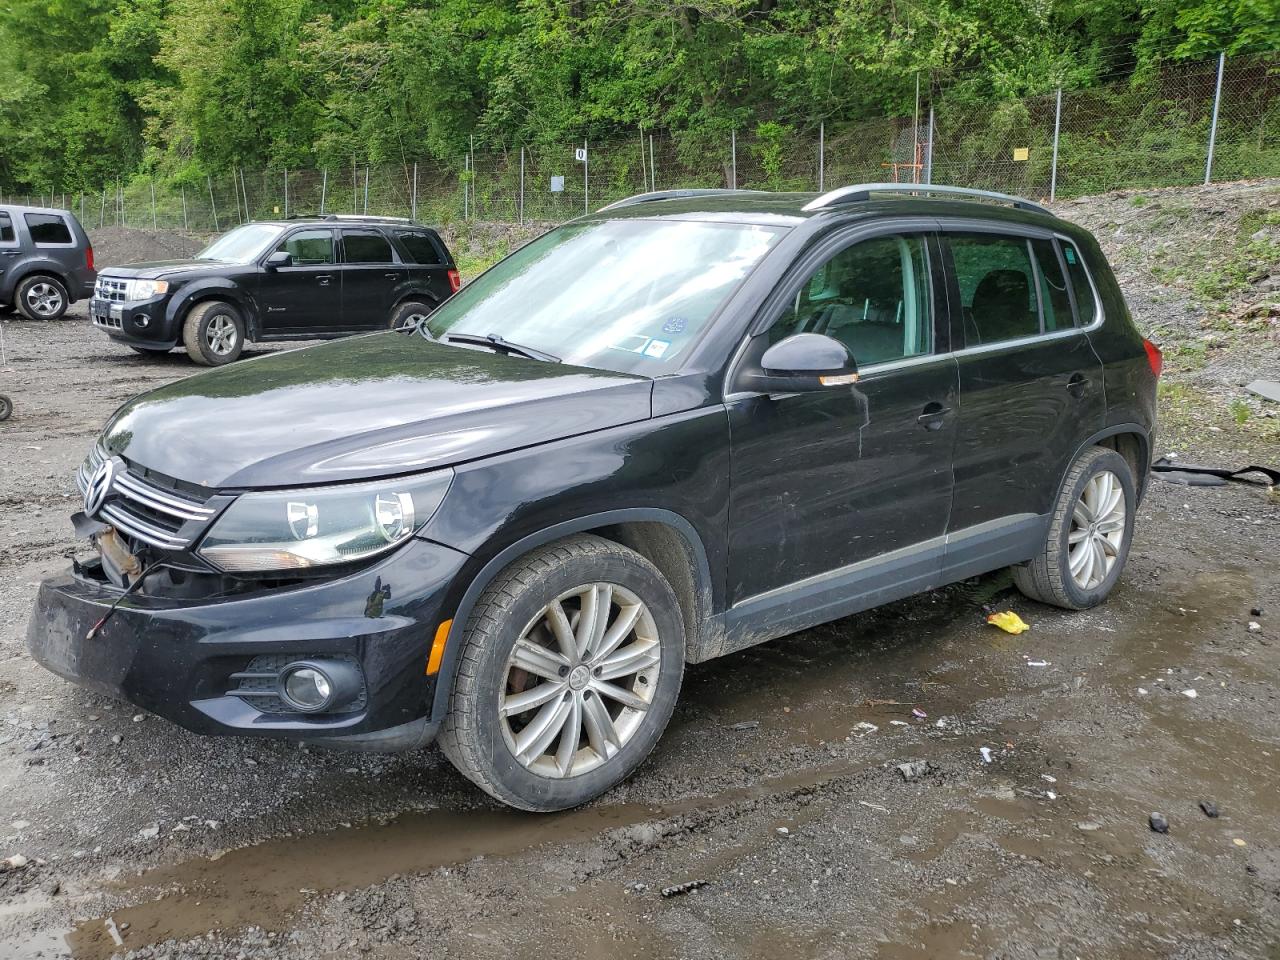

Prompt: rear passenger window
[948,234,1040,345]
[343,232,394,264]
[1030,239,1073,331]
[0,213,14,244]
[395,231,442,265]
[1059,241,1097,326]
[770,234,932,366]
[24,213,72,245]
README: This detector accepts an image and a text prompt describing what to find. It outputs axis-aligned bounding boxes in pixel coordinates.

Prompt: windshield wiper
[442,333,560,363]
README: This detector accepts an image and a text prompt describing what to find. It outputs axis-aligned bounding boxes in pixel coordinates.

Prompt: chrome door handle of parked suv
[1067,373,1090,397]
[316,275,331,286]
[384,272,400,280]
[917,402,951,430]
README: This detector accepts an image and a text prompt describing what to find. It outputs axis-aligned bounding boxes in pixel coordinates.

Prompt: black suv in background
[0,204,96,320]
[29,185,1159,812]
[90,215,459,365]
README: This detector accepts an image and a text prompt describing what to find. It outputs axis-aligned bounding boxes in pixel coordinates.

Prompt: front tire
[439,535,685,812]
[1013,446,1136,610]
[15,275,69,321]
[182,301,244,366]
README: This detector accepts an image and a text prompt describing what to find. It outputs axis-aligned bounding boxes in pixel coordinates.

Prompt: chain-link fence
[2,52,1276,232]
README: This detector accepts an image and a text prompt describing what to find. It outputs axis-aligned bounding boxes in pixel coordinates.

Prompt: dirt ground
[0,182,1277,960]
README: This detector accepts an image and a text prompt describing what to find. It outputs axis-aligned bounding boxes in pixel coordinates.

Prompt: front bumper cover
[26,537,468,744]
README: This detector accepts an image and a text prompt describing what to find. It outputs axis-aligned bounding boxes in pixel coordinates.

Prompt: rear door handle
[1067,373,1090,397]
[316,274,331,286]
[0,250,18,257]
[384,272,400,280]
[917,402,951,431]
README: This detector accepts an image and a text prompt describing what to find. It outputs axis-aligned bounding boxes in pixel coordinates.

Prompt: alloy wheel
[1068,469,1126,590]
[500,582,661,779]
[205,315,238,356]
[24,282,63,318]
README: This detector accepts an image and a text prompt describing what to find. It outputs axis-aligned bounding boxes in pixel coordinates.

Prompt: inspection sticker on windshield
[662,317,687,334]
[643,339,670,358]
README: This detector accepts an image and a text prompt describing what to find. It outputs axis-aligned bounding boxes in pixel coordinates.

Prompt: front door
[941,230,1107,574]
[724,231,958,644]
[338,229,405,329]
[258,228,339,333]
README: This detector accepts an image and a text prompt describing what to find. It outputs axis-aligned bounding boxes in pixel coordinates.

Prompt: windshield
[424,219,786,375]
[196,224,285,263]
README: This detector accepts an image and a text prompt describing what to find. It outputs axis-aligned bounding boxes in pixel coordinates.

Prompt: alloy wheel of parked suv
[439,536,685,811]
[17,275,68,321]
[182,300,245,366]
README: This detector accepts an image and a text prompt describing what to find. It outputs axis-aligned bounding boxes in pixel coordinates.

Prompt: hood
[101,259,237,280]
[102,334,654,488]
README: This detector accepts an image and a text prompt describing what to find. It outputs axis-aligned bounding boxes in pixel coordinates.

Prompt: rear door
[257,228,340,333]
[338,229,404,328]
[391,229,453,307]
[724,228,958,642]
[0,210,19,301]
[941,228,1106,575]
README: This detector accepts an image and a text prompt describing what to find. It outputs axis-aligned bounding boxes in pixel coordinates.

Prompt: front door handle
[384,272,400,280]
[0,250,18,257]
[917,402,951,431]
[1067,373,1090,398]
[316,274,331,286]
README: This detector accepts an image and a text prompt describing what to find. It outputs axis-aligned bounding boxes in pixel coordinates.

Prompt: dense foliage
[0,0,1276,190]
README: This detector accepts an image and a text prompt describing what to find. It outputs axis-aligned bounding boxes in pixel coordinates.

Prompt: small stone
[1149,812,1169,834]
[138,825,160,840]
[1,854,29,870]
[132,714,145,722]
[896,760,932,781]
[1076,821,1102,832]
[776,826,790,836]
[1250,607,1263,617]
[1200,800,1220,818]
[1234,838,1247,847]
[111,735,122,745]
[1182,689,1198,699]
[40,878,60,896]
[12,820,30,831]
[1248,622,1261,633]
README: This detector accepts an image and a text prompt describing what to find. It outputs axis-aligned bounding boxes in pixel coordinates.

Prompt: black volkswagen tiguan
[29,184,1160,811]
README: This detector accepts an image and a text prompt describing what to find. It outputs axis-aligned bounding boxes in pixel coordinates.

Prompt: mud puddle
[64,758,873,959]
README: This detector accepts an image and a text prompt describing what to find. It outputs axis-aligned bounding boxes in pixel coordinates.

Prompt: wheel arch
[8,266,71,301]
[166,282,255,337]
[1072,423,1151,502]
[428,508,715,722]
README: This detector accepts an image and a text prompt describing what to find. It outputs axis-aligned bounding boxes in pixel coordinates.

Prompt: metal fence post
[649,135,656,191]
[240,167,250,222]
[463,152,469,221]
[519,147,525,224]
[583,138,589,216]
[1050,87,1063,201]
[469,135,475,220]
[320,168,328,214]
[150,179,157,229]
[925,106,935,185]
[818,121,825,191]
[284,168,289,219]
[207,175,219,232]
[411,162,418,221]
[180,184,188,231]
[1205,52,1225,185]
[731,129,737,189]
[363,166,369,214]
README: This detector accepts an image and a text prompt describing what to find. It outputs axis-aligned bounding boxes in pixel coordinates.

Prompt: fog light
[276,659,363,714]
[134,315,150,328]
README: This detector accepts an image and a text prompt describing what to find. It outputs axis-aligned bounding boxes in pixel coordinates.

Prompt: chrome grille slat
[99,503,189,550]
[94,277,128,302]
[114,471,215,521]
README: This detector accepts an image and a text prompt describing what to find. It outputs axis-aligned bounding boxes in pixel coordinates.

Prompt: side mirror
[742,333,859,394]
[264,250,292,270]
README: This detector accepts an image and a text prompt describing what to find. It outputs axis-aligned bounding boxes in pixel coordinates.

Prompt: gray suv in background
[0,204,96,321]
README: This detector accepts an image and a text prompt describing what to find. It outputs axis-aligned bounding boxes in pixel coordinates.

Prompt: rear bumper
[26,537,468,745]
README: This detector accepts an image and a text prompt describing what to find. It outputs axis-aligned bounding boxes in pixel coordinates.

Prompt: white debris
[979,747,994,764]
[1182,689,1198,699]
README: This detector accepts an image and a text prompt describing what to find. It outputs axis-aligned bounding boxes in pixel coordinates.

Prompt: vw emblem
[84,457,121,518]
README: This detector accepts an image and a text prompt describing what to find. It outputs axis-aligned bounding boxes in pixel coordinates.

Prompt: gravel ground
[0,182,1277,960]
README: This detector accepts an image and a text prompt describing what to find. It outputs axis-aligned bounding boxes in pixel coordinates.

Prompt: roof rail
[598,188,767,212]
[320,213,415,223]
[802,183,1051,216]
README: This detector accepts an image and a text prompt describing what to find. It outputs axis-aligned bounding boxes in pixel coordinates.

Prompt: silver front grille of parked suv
[76,446,217,550]
[94,277,129,302]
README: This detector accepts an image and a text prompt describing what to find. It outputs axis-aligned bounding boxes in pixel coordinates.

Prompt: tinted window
[197,223,284,263]
[948,234,1040,345]
[24,213,72,245]
[278,229,334,265]
[343,231,394,263]
[770,234,932,365]
[1060,240,1097,326]
[0,213,14,244]
[1031,239,1072,331]
[396,231,442,265]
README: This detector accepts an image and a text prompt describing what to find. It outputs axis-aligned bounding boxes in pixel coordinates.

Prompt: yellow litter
[987,611,1031,635]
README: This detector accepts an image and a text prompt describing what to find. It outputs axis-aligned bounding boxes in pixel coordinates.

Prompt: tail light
[1142,338,1162,378]
[447,269,461,294]
[86,245,95,272]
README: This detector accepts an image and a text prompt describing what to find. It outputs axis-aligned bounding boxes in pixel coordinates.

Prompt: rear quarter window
[0,212,14,244]
[24,212,73,245]
[395,231,444,265]
[1059,240,1098,326]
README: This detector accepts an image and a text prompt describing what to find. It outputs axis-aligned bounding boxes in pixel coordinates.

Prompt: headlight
[198,470,452,573]
[127,279,169,300]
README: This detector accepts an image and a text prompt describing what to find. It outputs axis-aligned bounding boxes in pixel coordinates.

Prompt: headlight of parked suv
[127,279,169,300]
[199,470,453,573]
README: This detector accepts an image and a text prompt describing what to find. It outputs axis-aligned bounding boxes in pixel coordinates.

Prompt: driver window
[770,234,932,366]
[277,229,334,266]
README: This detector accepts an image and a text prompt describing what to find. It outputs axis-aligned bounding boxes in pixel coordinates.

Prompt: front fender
[165,280,258,338]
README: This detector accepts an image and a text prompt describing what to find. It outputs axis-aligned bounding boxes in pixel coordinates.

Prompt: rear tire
[1013,446,1136,610]
[15,274,69,321]
[439,535,685,812]
[182,301,244,366]
[0,395,11,421]
[389,300,433,334]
